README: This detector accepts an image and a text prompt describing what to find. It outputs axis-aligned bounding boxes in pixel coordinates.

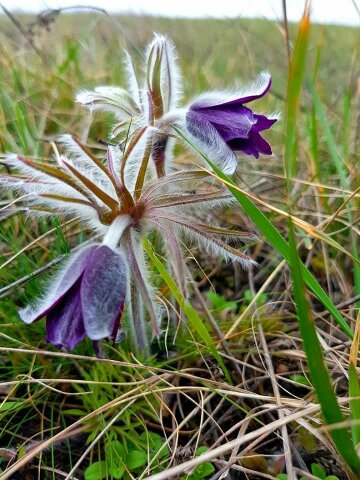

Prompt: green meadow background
[0,9,359,480]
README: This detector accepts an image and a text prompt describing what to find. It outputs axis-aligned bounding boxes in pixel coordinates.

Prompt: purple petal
[80,246,127,341]
[20,245,99,324]
[228,131,272,158]
[46,280,85,350]
[252,114,277,133]
[226,114,276,157]
[190,104,255,142]
[186,110,237,174]
[216,75,272,107]
[190,74,272,110]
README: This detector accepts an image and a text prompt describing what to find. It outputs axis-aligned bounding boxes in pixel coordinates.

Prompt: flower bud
[20,244,127,351]
[146,34,181,121]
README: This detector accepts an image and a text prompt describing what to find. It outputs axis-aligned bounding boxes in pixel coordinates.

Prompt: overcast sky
[1,0,360,26]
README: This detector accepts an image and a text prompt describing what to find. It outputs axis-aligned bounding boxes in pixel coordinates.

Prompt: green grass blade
[173,126,353,339]
[309,82,360,306]
[288,220,360,474]
[284,3,311,178]
[350,316,360,451]
[144,238,231,383]
[349,363,360,451]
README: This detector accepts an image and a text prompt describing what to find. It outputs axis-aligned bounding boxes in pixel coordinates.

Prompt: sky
[1,0,359,26]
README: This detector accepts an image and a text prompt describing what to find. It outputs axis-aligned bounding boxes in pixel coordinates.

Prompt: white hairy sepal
[123,51,141,108]
[189,71,271,108]
[57,135,114,183]
[76,86,140,121]
[159,34,183,110]
[2,155,101,220]
[60,154,118,201]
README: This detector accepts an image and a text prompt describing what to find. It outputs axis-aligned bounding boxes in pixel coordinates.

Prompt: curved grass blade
[284,0,311,178]
[350,312,360,452]
[288,220,360,474]
[173,126,353,339]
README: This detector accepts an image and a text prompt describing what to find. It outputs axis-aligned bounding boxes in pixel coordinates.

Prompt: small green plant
[276,463,340,480]
[290,374,311,387]
[84,432,169,480]
[206,291,238,312]
[243,288,268,306]
[180,447,215,480]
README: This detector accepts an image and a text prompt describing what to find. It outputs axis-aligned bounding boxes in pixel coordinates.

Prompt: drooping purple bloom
[185,73,277,174]
[20,244,127,351]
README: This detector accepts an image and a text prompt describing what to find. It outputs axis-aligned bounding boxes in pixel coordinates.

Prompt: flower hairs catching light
[3,33,277,356]
[20,244,127,352]
[185,72,278,174]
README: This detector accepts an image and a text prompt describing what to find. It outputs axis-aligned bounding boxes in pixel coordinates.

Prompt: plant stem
[127,276,149,356]
[126,230,160,356]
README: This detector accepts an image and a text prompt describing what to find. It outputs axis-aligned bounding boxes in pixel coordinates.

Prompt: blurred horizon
[1,0,360,26]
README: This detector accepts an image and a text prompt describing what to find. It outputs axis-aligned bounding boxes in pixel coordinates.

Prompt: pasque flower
[3,33,276,356]
[184,72,277,174]
[20,244,127,350]
[4,132,256,354]
[77,36,277,177]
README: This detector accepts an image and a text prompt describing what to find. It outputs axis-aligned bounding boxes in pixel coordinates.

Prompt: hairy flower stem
[102,214,131,249]
[128,277,149,356]
[126,230,160,355]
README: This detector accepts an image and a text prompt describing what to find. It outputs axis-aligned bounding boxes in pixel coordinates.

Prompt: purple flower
[20,244,127,351]
[185,72,277,174]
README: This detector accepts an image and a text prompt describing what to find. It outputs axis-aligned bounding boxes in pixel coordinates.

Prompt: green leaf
[195,446,208,456]
[290,374,310,386]
[84,461,108,480]
[0,401,22,412]
[206,291,237,312]
[106,440,126,479]
[126,450,148,470]
[188,462,215,480]
[200,462,215,477]
[109,465,125,480]
[244,289,267,306]
[185,447,215,479]
[138,431,169,459]
[276,475,288,480]
[111,440,126,459]
[311,463,326,479]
